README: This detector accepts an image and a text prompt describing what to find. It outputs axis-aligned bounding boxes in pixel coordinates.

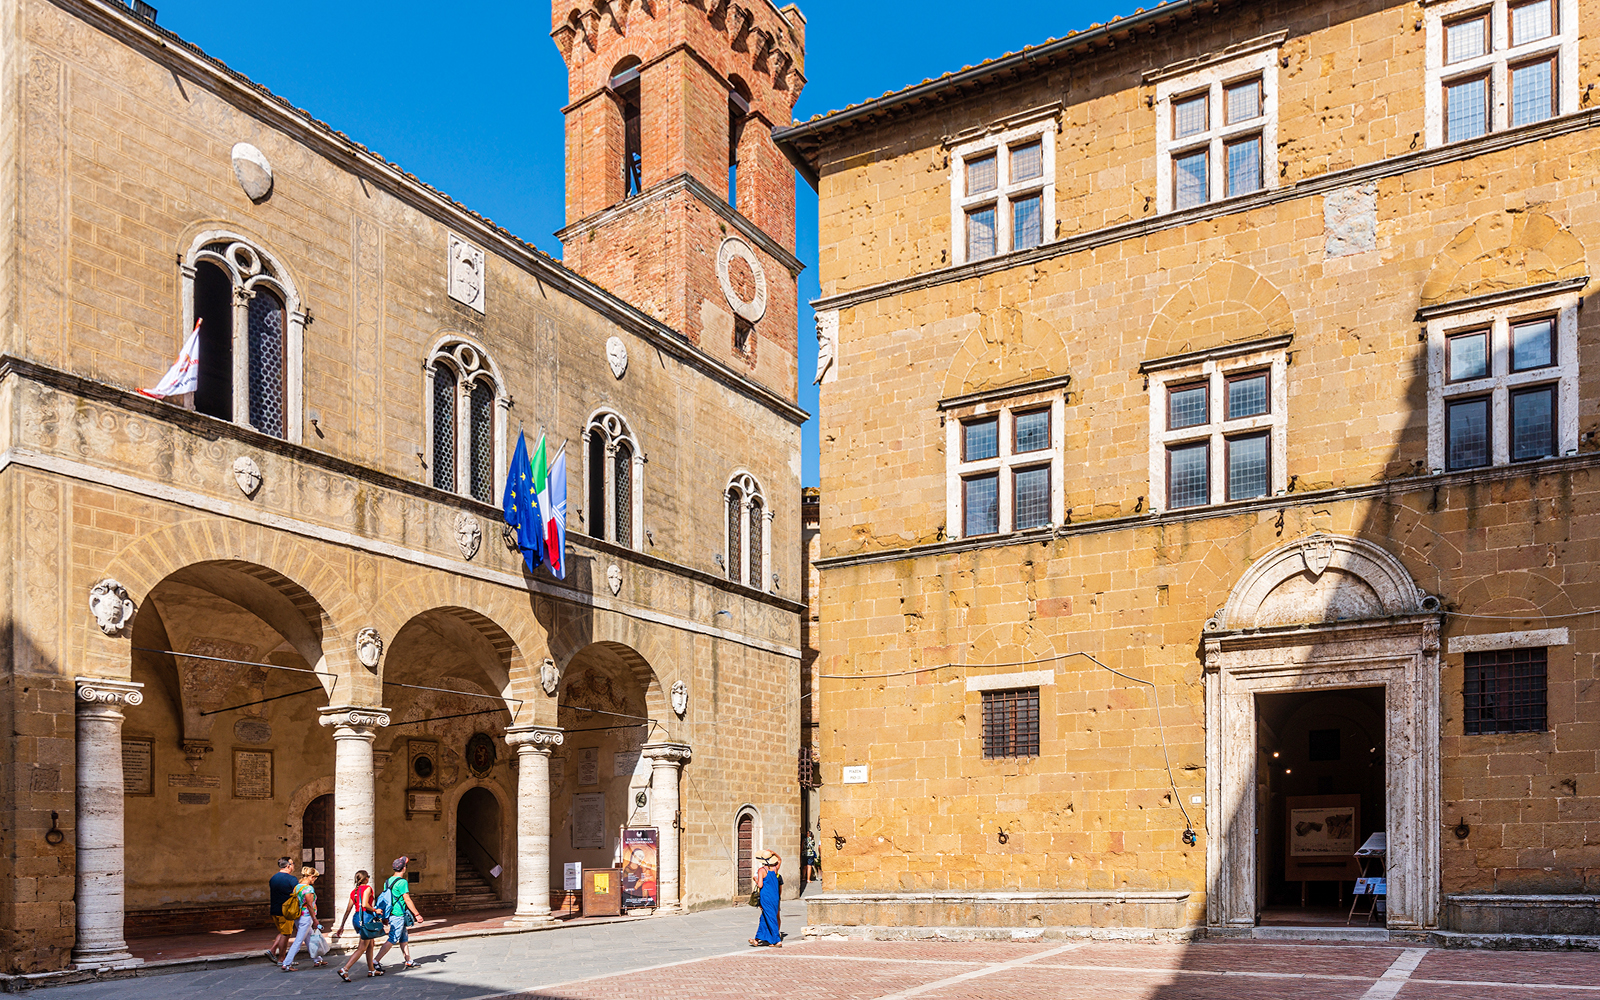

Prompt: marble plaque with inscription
[122,739,153,796]
[233,749,273,799]
[550,756,565,785]
[177,792,211,805]
[613,750,640,779]
[578,747,600,786]
[168,773,221,788]
[573,792,605,849]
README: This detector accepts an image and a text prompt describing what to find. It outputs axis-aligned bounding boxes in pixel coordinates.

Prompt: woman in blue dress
[749,849,783,947]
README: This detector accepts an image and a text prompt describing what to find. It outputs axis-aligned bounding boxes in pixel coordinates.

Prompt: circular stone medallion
[234,717,273,744]
[716,236,768,324]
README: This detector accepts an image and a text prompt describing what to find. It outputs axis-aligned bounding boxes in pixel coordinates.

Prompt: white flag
[139,320,202,398]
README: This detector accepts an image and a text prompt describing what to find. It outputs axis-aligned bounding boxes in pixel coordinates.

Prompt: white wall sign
[564,862,582,891]
[841,765,869,784]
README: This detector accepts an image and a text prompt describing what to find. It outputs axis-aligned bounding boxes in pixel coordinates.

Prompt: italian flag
[529,434,568,580]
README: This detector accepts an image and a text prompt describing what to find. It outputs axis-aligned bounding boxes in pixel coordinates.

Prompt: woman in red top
[331,870,383,980]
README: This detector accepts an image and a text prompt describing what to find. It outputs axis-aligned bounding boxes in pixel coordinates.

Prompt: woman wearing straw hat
[748,849,783,948]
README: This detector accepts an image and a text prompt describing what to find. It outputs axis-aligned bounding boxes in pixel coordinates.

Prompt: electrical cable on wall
[823,649,1198,845]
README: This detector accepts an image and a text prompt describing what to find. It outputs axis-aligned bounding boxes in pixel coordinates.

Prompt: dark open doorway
[301,795,334,919]
[1256,687,1387,927]
[455,787,503,910]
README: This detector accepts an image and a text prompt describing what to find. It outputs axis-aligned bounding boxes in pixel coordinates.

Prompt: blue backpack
[374,877,398,918]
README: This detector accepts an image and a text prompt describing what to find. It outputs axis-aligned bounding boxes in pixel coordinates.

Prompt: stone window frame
[1423,0,1578,148]
[421,336,511,503]
[979,687,1041,759]
[181,230,305,444]
[724,471,773,592]
[1421,278,1582,472]
[940,375,1068,540]
[1150,42,1280,215]
[946,108,1058,266]
[1142,337,1290,513]
[584,409,644,550]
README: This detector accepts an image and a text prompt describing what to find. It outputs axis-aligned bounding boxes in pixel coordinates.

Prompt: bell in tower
[552,0,807,402]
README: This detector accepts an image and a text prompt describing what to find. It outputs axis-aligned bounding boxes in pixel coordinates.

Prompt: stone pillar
[642,743,692,911]
[72,678,144,969]
[505,726,564,926]
[317,707,390,888]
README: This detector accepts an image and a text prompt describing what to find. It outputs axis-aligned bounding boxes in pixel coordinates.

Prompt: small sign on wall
[122,739,154,796]
[841,765,869,784]
[564,862,582,891]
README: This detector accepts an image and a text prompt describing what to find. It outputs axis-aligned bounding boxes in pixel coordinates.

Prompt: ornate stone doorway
[1202,535,1442,936]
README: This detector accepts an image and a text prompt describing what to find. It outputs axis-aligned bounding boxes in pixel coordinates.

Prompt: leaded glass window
[247,289,286,438]
[469,381,494,503]
[748,496,763,588]
[614,441,633,547]
[726,486,743,581]
[432,360,457,491]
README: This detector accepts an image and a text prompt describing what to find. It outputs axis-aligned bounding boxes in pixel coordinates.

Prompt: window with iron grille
[982,688,1040,758]
[426,341,505,500]
[469,381,495,503]
[748,496,763,588]
[247,289,286,438]
[726,486,743,581]
[1464,648,1547,734]
[724,472,769,590]
[585,411,641,549]
[797,745,820,788]
[614,441,633,547]
[431,361,457,491]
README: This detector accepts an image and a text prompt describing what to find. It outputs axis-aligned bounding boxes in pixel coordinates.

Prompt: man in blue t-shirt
[267,857,298,963]
[374,856,423,971]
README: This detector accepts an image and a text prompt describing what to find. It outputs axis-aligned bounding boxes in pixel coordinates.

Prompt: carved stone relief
[540,658,560,695]
[88,578,137,636]
[814,309,838,385]
[355,627,384,670]
[716,236,768,324]
[230,142,273,201]
[607,564,622,596]
[670,679,688,717]
[454,512,482,560]
[232,456,262,497]
[606,336,629,379]
[447,234,486,313]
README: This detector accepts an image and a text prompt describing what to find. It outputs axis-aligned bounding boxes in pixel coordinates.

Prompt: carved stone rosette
[76,679,144,708]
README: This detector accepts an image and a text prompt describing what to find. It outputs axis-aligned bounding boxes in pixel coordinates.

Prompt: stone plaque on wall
[613,750,640,779]
[122,739,154,796]
[168,773,221,788]
[177,792,211,805]
[573,792,605,850]
[233,749,273,799]
[577,747,599,786]
[550,756,565,786]
[233,717,272,745]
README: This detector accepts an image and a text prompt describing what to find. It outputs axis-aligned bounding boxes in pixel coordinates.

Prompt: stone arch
[1146,261,1295,359]
[443,778,516,900]
[734,803,762,896]
[964,621,1060,668]
[384,605,525,727]
[1211,533,1435,632]
[544,614,676,727]
[941,306,1071,398]
[1449,570,1576,623]
[552,638,671,728]
[1419,211,1587,307]
[283,775,336,860]
[99,517,360,690]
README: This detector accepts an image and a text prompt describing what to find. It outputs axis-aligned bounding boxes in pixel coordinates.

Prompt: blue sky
[154,0,1134,485]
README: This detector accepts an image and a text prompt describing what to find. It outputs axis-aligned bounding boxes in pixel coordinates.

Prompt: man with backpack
[267,857,297,964]
[373,856,424,972]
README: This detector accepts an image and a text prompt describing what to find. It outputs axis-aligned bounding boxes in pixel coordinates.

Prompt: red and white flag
[138,320,202,399]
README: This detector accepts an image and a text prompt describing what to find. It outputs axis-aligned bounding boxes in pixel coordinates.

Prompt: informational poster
[578,748,600,786]
[620,827,659,909]
[573,792,605,849]
[233,749,274,799]
[564,862,582,891]
[122,739,154,796]
[1289,807,1356,856]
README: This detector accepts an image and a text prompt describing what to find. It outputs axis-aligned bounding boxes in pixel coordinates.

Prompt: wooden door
[302,794,335,919]
[737,813,753,895]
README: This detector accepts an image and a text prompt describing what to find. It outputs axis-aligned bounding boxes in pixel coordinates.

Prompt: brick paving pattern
[39,905,1600,1000]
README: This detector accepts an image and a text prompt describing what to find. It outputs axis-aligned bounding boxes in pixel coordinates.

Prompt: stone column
[73,678,144,969]
[317,707,390,887]
[505,726,563,926]
[642,743,692,911]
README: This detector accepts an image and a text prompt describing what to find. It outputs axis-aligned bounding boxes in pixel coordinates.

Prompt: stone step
[1252,925,1390,942]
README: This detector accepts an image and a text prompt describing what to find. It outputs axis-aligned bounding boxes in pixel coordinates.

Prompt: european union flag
[502,431,544,573]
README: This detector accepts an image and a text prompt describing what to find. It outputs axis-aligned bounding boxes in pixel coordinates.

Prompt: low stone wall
[126,904,270,937]
[803,891,1197,941]
[1442,894,1600,936]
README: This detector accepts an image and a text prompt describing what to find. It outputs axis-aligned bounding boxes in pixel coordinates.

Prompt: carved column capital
[318,706,390,738]
[75,678,143,710]
[641,742,692,767]
[504,726,564,755]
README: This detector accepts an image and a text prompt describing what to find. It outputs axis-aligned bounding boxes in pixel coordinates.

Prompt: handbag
[747,889,761,907]
[353,910,383,939]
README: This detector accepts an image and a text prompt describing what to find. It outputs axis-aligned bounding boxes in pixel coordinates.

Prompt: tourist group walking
[266,856,424,980]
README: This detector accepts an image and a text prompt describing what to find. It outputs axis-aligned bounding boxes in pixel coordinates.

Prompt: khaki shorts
[273,915,295,936]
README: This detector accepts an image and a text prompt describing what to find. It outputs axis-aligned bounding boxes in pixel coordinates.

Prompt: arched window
[609,59,643,198]
[182,234,303,441]
[424,338,508,504]
[585,411,643,549]
[725,472,770,591]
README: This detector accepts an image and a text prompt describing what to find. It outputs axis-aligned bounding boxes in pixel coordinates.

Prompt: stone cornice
[812,451,1600,571]
[937,373,1071,412]
[809,107,1600,314]
[1415,276,1591,321]
[48,0,806,428]
[1138,335,1294,375]
[555,173,807,279]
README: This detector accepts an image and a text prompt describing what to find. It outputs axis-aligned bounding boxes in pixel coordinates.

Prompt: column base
[506,911,555,929]
[71,948,142,971]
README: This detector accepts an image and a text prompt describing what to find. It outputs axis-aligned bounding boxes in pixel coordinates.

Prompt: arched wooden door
[302,794,334,919]
[736,813,754,895]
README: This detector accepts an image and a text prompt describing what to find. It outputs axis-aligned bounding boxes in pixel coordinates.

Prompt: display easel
[1347,832,1387,925]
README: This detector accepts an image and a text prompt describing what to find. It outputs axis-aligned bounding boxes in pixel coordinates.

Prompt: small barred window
[982,688,1040,758]
[1464,648,1547,734]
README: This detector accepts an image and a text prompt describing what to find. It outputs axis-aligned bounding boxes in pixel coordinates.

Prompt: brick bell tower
[552,0,806,400]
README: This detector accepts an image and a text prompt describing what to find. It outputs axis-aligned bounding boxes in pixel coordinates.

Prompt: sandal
[337,969,351,982]
[403,960,420,969]
[281,965,297,972]
[313,959,328,967]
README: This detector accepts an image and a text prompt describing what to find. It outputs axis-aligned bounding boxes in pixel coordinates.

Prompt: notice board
[582,866,622,916]
[1285,794,1361,881]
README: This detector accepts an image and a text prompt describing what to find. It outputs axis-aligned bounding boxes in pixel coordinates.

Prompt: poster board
[581,867,622,916]
[1285,794,1361,881]
[620,827,659,910]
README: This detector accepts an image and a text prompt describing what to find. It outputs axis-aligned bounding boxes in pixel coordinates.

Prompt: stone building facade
[0,0,806,974]
[780,0,1600,941]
